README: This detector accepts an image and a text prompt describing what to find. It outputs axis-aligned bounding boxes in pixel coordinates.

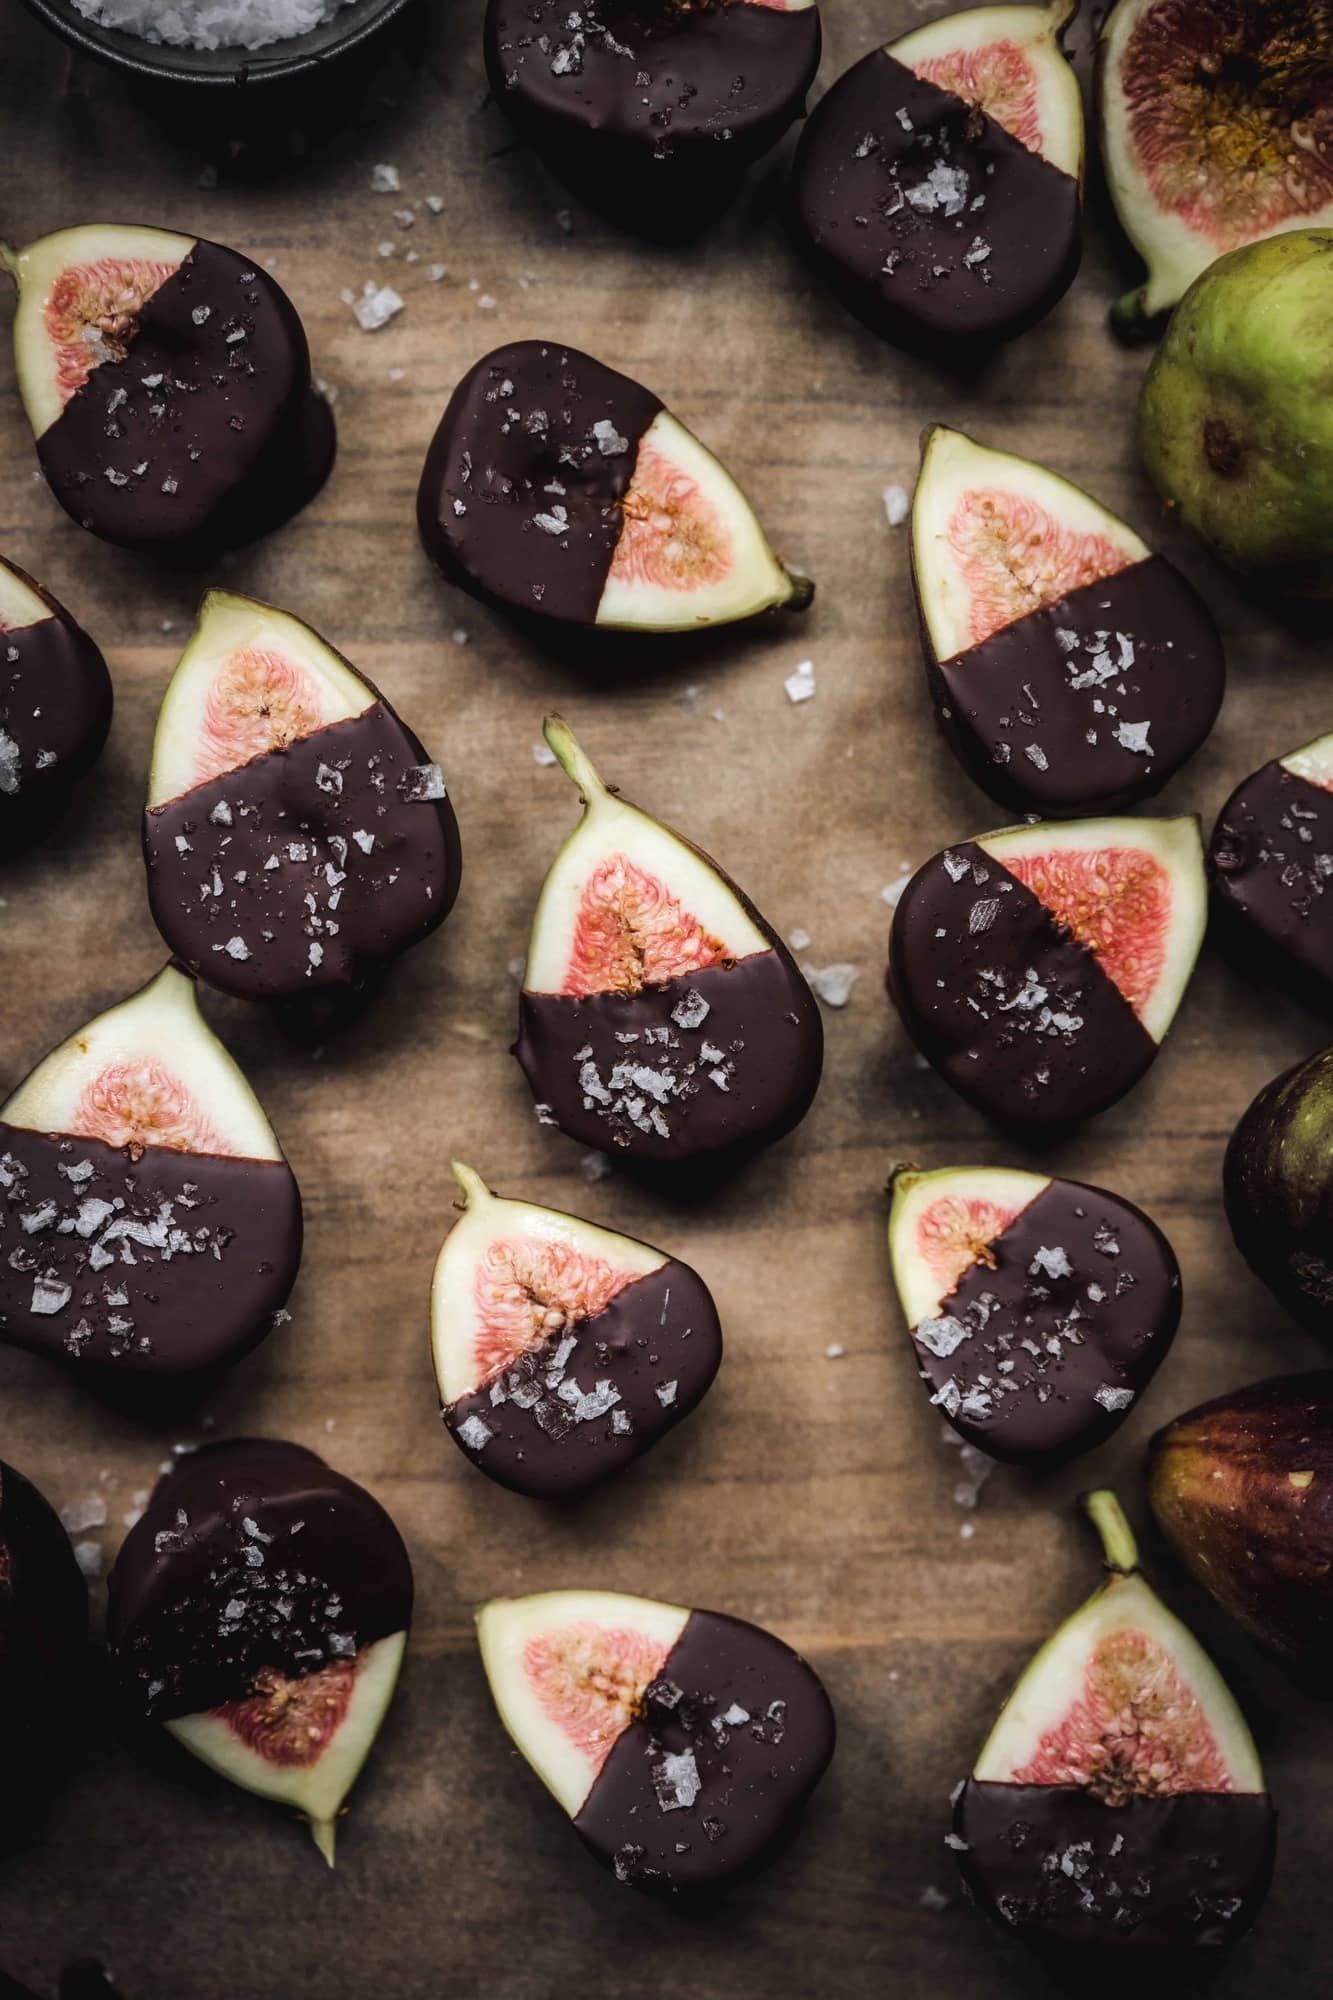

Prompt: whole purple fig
[1224,1047,1333,1340]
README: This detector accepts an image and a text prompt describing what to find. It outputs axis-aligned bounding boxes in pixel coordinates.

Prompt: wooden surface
[1,4,1331,1995]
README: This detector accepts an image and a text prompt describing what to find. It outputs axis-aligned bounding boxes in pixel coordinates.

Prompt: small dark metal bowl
[16,0,414,86]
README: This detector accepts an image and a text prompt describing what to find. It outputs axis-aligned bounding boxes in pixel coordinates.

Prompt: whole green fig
[1139,229,1333,598]
[1225,1045,1333,1339]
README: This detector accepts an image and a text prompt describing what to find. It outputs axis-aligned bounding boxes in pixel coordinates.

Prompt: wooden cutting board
[0,4,1328,1994]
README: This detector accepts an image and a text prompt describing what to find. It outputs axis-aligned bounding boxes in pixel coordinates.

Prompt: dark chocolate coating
[0,1969,123,2000]
[0,564,112,847]
[36,238,333,555]
[887,840,1157,1129]
[912,1178,1180,1464]
[0,1123,302,1376]
[516,950,823,1163]
[1210,757,1333,1005]
[445,1257,721,1496]
[954,1779,1275,1953]
[106,1438,413,1722]
[927,558,1225,816]
[485,0,821,229]
[574,1607,835,1892]
[144,701,461,1003]
[0,1460,88,1737]
[792,50,1081,352]
[417,340,660,625]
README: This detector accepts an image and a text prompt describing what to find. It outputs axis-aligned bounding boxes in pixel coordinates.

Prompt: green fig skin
[1139,230,1333,599]
[1149,1372,1333,1673]
[1224,1046,1333,1340]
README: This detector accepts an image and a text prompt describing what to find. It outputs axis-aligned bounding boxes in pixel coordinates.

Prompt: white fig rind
[1280,730,1333,792]
[891,1,1084,182]
[889,1165,1049,1327]
[0,556,53,632]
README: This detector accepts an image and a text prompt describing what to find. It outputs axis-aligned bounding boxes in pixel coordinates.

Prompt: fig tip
[310,1816,337,1868]
[1080,1488,1139,1574]
[542,714,605,802]
[450,1160,489,1206]
[784,569,815,612]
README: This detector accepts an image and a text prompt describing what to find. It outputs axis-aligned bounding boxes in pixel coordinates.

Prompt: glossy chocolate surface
[1210,758,1333,1003]
[792,51,1080,351]
[0,1460,88,1720]
[954,1779,1276,1952]
[417,341,660,625]
[445,1258,721,1496]
[912,1179,1180,1464]
[516,950,823,1163]
[575,1607,835,1892]
[144,702,461,1002]
[107,1439,412,1722]
[485,0,821,226]
[887,839,1155,1129]
[0,1124,302,1376]
[37,239,333,554]
[0,568,112,843]
[929,558,1224,816]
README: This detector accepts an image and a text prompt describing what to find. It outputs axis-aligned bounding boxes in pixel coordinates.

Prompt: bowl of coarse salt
[18,0,416,85]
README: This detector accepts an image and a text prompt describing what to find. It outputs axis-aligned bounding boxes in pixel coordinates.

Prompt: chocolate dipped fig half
[889,1165,1180,1463]
[485,0,822,235]
[0,964,302,1376]
[142,591,461,1005]
[432,1163,722,1496]
[912,427,1224,814]
[1099,0,1333,336]
[417,340,812,632]
[3,224,334,555]
[0,1460,88,1784]
[516,715,822,1163]
[954,1491,1275,1958]
[1210,728,1333,1006]
[107,1440,412,1865]
[477,1588,834,1893]
[888,814,1206,1129]
[0,555,112,851]
[792,1,1083,352]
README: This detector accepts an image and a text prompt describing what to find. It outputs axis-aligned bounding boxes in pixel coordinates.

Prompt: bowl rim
[15,0,415,86]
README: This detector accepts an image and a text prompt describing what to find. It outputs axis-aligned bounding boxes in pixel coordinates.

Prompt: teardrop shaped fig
[912,427,1224,813]
[1209,727,1333,1007]
[433,1163,722,1496]
[792,1,1083,352]
[142,591,461,1005]
[1224,1045,1333,1339]
[515,715,822,1163]
[0,1459,88,1786]
[1100,0,1333,334]
[107,1439,412,1865]
[2,224,334,555]
[887,815,1207,1128]
[954,1490,1275,1957]
[0,964,302,1376]
[477,1587,834,1893]
[0,554,112,851]
[889,1164,1180,1462]
[417,341,812,632]
[1149,1371,1333,1672]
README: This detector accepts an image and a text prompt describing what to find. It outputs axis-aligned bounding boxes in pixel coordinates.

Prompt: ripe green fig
[1139,229,1333,598]
[1224,1045,1333,1341]
[1149,1372,1333,1674]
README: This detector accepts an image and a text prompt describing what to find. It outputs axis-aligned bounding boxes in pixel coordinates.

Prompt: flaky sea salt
[803,962,859,1007]
[784,659,816,704]
[350,284,404,332]
[882,484,909,527]
[71,0,360,48]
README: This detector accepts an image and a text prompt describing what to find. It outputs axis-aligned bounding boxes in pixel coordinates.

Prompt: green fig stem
[450,1161,491,1209]
[1081,1489,1140,1575]
[310,1815,337,1868]
[0,244,19,284]
[542,715,608,806]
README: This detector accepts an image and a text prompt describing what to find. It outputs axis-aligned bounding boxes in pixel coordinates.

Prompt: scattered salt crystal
[670,989,710,1030]
[1094,1385,1134,1412]
[655,1380,678,1408]
[74,1540,103,1578]
[920,1885,953,1912]
[425,264,447,283]
[825,1343,845,1360]
[1114,719,1153,756]
[370,163,401,192]
[803,962,859,1007]
[652,1747,701,1813]
[784,659,816,704]
[592,418,628,457]
[59,1496,107,1534]
[401,762,447,801]
[426,194,445,213]
[352,829,375,854]
[532,742,557,766]
[31,1274,71,1315]
[882,874,910,908]
[457,1414,493,1452]
[882,484,909,527]
[221,936,251,962]
[350,285,404,332]
[580,1151,611,1183]
[788,927,812,951]
[941,1426,994,1508]
[1029,1245,1073,1280]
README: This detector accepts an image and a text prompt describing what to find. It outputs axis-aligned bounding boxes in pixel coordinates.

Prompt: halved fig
[888,1165,1181,1462]
[0,964,302,1375]
[107,1439,412,1865]
[417,341,812,632]
[142,591,461,1005]
[912,427,1225,813]
[1209,728,1333,1006]
[485,0,822,234]
[432,1163,722,1496]
[1099,0,1333,335]
[516,715,822,1163]
[477,1587,834,1892]
[0,1459,88,1786]
[954,1490,1276,1956]
[792,1,1083,352]
[887,815,1206,1128]
[0,554,112,850]
[3,224,334,554]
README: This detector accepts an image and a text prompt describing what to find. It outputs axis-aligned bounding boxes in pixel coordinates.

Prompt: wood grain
[0,4,1329,1995]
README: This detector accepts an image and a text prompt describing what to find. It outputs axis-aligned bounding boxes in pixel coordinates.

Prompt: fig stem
[0,244,18,283]
[450,1161,491,1208]
[310,1816,337,1868]
[543,715,607,805]
[784,569,816,612]
[1081,1489,1139,1575]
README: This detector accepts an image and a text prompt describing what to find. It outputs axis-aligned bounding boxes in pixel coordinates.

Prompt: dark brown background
[0,3,1329,1995]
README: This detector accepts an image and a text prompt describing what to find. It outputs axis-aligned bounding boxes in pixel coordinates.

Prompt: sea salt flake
[401,762,447,801]
[784,659,816,704]
[804,962,859,1007]
[652,1747,701,1813]
[31,1274,72,1315]
[655,1379,678,1407]
[370,163,401,192]
[592,418,628,456]
[1029,1245,1073,1280]
[1114,719,1153,756]
[671,989,710,1030]
[351,285,404,332]
[457,1414,493,1452]
[1094,1385,1134,1412]
[915,1314,970,1358]
[882,484,909,527]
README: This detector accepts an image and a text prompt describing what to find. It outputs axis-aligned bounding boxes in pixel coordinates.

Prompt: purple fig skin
[1224,1046,1333,1342]
[1148,1371,1333,1671]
